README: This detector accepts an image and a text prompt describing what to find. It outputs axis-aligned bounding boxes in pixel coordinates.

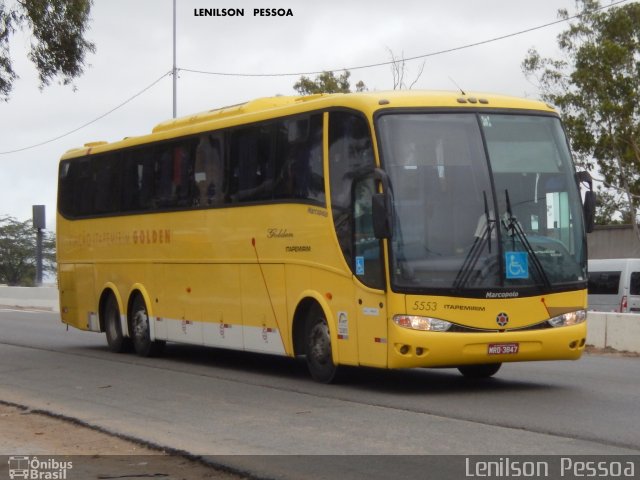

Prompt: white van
[587,258,640,312]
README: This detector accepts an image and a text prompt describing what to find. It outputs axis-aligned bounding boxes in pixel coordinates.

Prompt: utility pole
[32,205,45,286]
[172,0,177,118]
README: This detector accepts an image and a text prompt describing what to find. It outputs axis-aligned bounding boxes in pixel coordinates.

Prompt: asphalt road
[1,309,639,479]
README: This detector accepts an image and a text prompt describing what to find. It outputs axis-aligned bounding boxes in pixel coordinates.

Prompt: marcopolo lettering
[485,291,519,299]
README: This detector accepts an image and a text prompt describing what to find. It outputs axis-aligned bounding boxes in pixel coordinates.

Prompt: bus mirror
[583,190,596,233]
[576,171,596,234]
[373,193,393,239]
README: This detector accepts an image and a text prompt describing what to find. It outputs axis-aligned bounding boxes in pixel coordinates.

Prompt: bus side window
[229,128,257,202]
[155,148,174,207]
[229,124,275,203]
[274,118,304,199]
[306,114,325,203]
[172,142,195,207]
[58,161,75,217]
[137,152,156,210]
[329,110,382,287]
[194,133,224,206]
[153,140,196,209]
[93,154,121,214]
[353,175,385,289]
[75,159,94,216]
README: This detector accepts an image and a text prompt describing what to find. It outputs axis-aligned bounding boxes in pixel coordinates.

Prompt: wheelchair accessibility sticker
[355,256,365,276]
[505,251,529,279]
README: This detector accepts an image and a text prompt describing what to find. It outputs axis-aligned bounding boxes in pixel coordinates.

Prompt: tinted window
[274,115,324,203]
[194,133,224,206]
[588,271,621,295]
[378,113,586,294]
[93,154,121,214]
[227,114,324,204]
[329,110,383,287]
[630,272,640,296]
[74,159,94,216]
[121,148,156,212]
[228,124,273,202]
[58,113,325,219]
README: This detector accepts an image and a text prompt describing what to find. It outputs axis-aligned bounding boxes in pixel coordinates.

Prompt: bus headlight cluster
[547,310,587,328]
[393,315,452,332]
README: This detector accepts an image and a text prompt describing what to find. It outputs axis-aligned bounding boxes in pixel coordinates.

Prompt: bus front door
[355,286,388,368]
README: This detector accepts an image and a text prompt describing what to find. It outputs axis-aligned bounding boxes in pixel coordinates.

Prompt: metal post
[32,205,45,286]
[172,0,177,118]
[36,229,43,286]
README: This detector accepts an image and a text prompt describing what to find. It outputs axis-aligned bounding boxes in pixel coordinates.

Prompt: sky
[0,0,612,231]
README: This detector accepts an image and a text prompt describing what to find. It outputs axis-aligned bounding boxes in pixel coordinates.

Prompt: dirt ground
[0,403,248,480]
[584,345,640,357]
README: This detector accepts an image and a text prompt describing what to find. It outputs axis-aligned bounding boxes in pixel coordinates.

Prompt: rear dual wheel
[104,294,132,353]
[130,295,165,357]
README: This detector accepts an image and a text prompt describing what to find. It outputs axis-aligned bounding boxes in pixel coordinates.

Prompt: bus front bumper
[387,322,587,369]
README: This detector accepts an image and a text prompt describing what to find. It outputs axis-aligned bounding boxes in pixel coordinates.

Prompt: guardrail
[0,286,638,353]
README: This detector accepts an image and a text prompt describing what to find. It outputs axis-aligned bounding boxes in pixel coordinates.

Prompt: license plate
[488,343,519,355]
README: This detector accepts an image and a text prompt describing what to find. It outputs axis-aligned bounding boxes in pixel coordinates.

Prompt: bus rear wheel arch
[128,292,165,357]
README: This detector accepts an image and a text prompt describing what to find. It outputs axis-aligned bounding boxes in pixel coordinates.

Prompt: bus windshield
[377,112,587,295]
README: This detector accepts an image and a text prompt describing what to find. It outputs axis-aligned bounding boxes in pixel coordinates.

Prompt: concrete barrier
[0,286,59,312]
[587,311,640,353]
[0,287,638,353]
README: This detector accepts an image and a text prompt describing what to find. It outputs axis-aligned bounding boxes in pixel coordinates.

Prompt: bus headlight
[547,310,587,328]
[393,315,452,332]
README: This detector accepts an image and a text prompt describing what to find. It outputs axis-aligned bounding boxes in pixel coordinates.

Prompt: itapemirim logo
[7,456,73,479]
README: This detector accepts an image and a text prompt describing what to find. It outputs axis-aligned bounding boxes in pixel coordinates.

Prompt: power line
[179,0,632,78]
[0,0,632,155]
[0,71,172,155]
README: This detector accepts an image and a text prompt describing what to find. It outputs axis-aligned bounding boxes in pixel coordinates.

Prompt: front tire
[104,294,132,353]
[130,295,165,357]
[458,363,502,378]
[305,305,338,383]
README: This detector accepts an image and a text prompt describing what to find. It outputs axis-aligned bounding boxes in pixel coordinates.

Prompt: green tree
[0,215,56,286]
[594,187,627,225]
[522,0,640,235]
[293,70,366,95]
[0,0,95,101]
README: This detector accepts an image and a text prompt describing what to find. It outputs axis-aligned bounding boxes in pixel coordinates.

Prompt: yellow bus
[57,91,596,382]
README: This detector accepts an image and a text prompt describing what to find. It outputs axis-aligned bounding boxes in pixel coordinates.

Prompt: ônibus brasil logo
[8,456,73,479]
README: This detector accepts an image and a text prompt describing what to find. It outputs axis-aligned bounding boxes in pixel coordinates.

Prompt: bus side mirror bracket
[373,193,392,239]
[576,171,596,234]
[373,168,394,239]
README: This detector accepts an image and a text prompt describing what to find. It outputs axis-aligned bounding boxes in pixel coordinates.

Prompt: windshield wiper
[453,191,495,290]
[503,189,551,288]
[483,190,493,254]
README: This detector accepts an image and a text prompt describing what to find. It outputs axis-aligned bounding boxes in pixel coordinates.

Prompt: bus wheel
[104,294,132,353]
[130,295,165,357]
[305,305,337,383]
[458,363,502,378]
